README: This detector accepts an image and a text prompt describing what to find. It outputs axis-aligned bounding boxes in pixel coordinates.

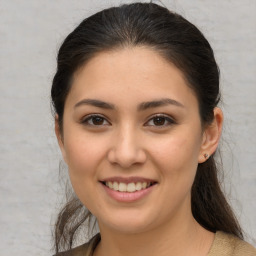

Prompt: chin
[97,211,158,235]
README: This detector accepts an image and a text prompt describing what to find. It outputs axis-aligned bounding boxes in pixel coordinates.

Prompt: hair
[51,2,243,253]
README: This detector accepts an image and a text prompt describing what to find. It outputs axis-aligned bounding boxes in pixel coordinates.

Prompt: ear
[55,115,67,163]
[198,107,223,163]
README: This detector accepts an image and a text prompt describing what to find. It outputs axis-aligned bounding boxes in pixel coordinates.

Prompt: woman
[51,2,256,255]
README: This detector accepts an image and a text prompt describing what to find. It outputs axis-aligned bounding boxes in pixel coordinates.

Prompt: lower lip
[101,183,156,202]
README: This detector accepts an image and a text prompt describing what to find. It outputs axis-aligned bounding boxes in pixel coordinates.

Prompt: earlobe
[55,115,67,163]
[198,107,223,163]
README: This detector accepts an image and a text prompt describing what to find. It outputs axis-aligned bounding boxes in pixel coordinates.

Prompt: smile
[100,177,157,202]
[103,181,153,192]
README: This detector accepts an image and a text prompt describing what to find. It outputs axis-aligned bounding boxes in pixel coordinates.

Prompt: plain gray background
[0,0,255,255]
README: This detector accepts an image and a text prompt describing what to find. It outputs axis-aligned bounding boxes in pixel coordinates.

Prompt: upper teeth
[105,181,150,192]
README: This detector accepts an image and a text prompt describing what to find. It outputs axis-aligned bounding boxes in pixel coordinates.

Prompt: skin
[56,46,223,256]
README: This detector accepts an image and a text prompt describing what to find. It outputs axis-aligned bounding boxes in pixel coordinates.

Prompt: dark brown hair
[51,2,243,253]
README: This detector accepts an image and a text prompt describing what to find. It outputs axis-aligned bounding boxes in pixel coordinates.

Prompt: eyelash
[81,114,176,128]
[81,114,110,126]
[146,114,176,127]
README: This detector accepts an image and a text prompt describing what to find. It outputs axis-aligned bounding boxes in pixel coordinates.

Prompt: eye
[145,114,176,127]
[81,114,110,126]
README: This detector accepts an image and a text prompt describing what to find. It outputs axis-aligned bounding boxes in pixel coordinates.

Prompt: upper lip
[100,176,157,184]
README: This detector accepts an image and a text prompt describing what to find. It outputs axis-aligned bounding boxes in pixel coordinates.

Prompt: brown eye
[92,116,104,125]
[153,116,166,126]
[82,115,110,126]
[145,114,176,127]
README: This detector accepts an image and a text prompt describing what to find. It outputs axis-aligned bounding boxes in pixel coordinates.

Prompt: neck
[94,211,214,256]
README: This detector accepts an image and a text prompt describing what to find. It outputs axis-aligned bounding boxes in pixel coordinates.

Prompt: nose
[107,125,147,169]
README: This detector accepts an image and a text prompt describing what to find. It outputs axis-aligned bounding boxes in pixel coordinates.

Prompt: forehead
[67,46,198,110]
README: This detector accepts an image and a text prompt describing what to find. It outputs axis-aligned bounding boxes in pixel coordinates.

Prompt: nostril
[107,147,147,168]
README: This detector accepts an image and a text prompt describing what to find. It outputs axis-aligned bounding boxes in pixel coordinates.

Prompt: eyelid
[81,114,111,126]
[80,113,176,127]
[144,114,176,127]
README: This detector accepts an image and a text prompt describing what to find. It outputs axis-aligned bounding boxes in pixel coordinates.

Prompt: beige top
[56,231,256,256]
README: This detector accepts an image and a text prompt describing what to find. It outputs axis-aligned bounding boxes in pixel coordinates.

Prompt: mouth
[100,180,157,193]
[100,177,157,202]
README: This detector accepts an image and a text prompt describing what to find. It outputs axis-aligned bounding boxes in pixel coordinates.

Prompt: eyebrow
[74,99,115,109]
[138,98,184,111]
[74,98,184,110]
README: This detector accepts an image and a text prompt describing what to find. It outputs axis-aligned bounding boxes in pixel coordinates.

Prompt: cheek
[149,130,202,178]
[153,137,199,163]
[64,134,106,178]
[63,134,108,208]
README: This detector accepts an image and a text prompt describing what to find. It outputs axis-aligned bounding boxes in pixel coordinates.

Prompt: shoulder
[54,243,88,256]
[208,231,256,256]
[53,233,101,256]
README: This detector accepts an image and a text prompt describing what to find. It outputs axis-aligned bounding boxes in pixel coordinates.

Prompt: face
[57,47,209,235]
